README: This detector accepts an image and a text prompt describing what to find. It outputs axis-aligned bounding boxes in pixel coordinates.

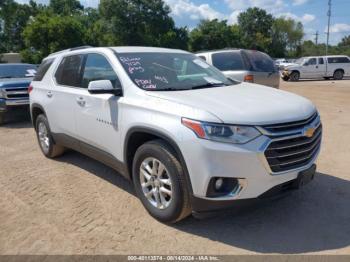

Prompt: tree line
[0,0,349,64]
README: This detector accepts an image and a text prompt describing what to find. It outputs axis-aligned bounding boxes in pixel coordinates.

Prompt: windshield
[0,64,37,79]
[295,58,306,65]
[116,52,235,91]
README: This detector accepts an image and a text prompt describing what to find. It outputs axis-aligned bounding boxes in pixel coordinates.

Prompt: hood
[146,83,316,125]
[285,63,300,70]
[0,78,32,88]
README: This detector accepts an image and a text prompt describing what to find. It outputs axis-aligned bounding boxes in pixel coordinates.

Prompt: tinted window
[33,58,54,81]
[318,58,324,65]
[0,64,37,78]
[243,50,276,72]
[55,55,84,87]
[328,57,350,63]
[308,58,317,65]
[82,53,121,89]
[212,52,246,71]
[198,55,206,61]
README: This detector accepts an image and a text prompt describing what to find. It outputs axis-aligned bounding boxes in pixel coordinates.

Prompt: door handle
[316,66,319,69]
[76,97,86,107]
[47,91,53,98]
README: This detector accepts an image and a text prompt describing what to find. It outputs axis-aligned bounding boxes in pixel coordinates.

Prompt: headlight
[182,118,261,144]
[0,89,5,98]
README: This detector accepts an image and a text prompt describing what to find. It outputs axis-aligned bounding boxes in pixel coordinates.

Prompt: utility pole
[314,31,319,45]
[326,0,331,56]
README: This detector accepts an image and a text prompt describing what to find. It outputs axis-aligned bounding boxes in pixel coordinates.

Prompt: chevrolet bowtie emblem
[304,127,316,138]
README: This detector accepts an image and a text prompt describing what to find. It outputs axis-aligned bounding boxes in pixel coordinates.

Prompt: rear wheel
[0,113,5,125]
[132,140,191,223]
[290,71,300,82]
[333,70,344,80]
[35,114,65,158]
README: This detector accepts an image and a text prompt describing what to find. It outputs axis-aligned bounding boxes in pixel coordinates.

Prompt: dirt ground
[0,79,350,255]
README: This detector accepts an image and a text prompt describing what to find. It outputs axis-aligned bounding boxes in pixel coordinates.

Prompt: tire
[333,70,344,80]
[0,113,5,125]
[35,114,65,158]
[132,140,191,223]
[323,77,330,80]
[290,71,300,82]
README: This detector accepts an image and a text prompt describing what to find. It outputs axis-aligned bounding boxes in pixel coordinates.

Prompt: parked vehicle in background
[275,58,296,70]
[196,49,280,88]
[30,46,321,223]
[282,55,350,81]
[0,63,37,124]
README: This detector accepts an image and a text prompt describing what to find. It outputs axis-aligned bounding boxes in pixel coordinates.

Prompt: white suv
[30,46,322,223]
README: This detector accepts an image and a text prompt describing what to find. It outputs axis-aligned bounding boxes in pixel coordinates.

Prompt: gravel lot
[0,79,350,255]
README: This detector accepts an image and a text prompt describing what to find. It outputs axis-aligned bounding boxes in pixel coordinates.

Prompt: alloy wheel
[139,157,173,210]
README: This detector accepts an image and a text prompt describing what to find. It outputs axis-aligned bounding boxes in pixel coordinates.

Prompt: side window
[34,58,54,81]
[328,57,350,63]
[82,53,121,89]
[309,58,317,65]
[318,58,324,65]
[55,55,84,87]
[198,55,206,61]
[212,52,246,71]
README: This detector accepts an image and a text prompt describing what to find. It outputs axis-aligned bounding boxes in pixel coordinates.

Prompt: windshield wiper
[148,87,191,91]
[0,76,14,79]
[190,82,227,90]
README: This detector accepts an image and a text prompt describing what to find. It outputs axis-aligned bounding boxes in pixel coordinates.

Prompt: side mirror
[88,80,122,96]
[303,62,309,66]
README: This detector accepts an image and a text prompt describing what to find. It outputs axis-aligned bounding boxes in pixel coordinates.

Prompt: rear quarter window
[211,52,246,71]
[33,58,54,81]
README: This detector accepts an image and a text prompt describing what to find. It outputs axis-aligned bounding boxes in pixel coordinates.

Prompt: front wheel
[290,71,300,82]
[35,114,65,158]
[132,140,191,223]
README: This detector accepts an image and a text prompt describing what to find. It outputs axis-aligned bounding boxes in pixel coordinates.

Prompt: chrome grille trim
[4,87,29,100]
[258,111,322,174]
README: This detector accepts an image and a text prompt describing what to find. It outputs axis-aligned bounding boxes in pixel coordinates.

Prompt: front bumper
[178,123,321,207]
[0,98,29,112]
[191,164,316,213]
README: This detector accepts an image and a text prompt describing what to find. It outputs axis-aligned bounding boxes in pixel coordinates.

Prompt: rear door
[211,51,247,82]
[316,57,326,77]
[47,54,85,141]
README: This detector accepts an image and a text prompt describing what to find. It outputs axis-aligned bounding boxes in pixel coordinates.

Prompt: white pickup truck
[282,55,350,81]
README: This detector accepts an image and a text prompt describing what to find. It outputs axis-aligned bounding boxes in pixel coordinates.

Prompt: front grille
[262,112,318,134]
[264,124,322,173]
[4,87,29,99]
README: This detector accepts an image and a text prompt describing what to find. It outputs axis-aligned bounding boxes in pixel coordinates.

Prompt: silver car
[196,49,280,88]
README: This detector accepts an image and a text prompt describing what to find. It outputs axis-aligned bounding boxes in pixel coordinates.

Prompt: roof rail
[69,45,93,51]
[48,46,93,57]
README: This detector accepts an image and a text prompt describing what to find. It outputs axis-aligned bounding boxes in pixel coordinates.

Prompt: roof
[47,46,189,58]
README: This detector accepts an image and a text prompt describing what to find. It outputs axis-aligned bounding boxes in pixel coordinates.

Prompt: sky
[16,0,350,44]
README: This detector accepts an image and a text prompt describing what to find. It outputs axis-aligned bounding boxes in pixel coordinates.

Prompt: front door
[302,57,318,78]
[74,53,123,161]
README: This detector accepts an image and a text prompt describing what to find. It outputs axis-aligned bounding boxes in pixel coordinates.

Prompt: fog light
[215,178,224,190]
